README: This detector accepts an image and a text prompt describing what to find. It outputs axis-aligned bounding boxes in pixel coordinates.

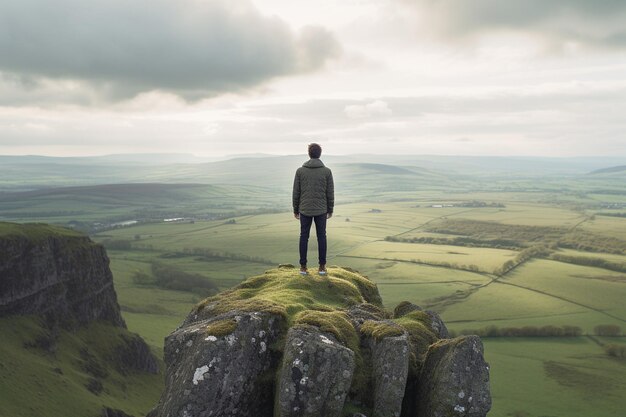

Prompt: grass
[0,316,163,417]
[580,215,626,240]
[193,266,383,324]
[0,221,83,240]
[341,240,517,273]
[503,259,626,330]
[483,337,626,417]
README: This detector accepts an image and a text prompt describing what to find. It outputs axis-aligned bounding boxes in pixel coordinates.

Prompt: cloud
[400,0,626,49]
[344,100,392,119]
[0,0,340,102]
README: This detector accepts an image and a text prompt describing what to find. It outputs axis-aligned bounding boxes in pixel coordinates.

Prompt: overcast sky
[1,0,625,157]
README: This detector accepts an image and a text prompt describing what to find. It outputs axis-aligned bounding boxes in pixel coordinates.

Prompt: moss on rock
[205,318,238,337]
[193,266,381,326]
[360,320,405,340]
[393,301,422,318]
[393,310,439,375]
[294,310,359,350]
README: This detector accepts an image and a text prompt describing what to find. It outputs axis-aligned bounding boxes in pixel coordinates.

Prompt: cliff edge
[150,265,491,417]
[0,222,125,327]
[0,222,160,417]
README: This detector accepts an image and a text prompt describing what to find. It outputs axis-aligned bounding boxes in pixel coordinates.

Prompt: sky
[1,0,626,157]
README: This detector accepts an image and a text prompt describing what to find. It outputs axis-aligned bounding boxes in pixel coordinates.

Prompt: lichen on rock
[277,325,355,417]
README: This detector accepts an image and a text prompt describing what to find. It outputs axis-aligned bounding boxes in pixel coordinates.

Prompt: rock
[393,304,449,339]
[0,224,125,328]
[277,325,355,417]
[424,310,449,339]
[370,334,410,417]
[393,301,422,318]
[152,311,283,417]
[347,303,388,326]
[101,407,134,417]
[417,336,492,417]
[114,333,159,375]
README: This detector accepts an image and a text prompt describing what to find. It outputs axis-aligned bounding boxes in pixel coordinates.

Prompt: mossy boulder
[278,325,355,417]
[158,311,283,417]
[418,336,492,417]
[150,266,491,417]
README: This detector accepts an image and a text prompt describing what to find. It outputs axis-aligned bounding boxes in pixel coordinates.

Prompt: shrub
[550,253,626,273]
[101,239,132,250]
[604,344,626,358]
[151,262,218,295]
[131,270,154,285]
[594,324,621,336]
[459,324,582,338]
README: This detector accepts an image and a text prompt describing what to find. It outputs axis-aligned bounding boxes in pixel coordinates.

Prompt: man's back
[293,158,334,217]
[293,143,334,275]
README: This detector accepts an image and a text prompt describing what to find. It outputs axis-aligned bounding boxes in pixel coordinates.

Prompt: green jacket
[292,158,334,216]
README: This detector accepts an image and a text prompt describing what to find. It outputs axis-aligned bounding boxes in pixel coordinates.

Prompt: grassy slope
[0,317,162,417]
[0,223,164,417]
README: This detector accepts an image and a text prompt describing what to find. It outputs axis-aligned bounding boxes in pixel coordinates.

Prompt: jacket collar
[303,158,325,168]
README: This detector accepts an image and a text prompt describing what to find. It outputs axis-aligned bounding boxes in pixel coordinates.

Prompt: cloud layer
[403,0,626,48]
[0,0,339,101]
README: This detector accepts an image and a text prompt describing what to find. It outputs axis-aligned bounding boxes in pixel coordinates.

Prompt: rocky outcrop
[0,223,125,328]
[418,336,492,417]
[370,334,410,417]
[278,325,355,417]
[150,265,491,417]
[0,222,160,417]
[155,311,283,417]
[114,333,160,375]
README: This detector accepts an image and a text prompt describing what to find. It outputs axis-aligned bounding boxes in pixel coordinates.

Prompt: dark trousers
[299,213,327,266]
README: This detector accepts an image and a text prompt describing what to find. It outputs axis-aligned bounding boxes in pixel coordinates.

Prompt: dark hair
[308,143,322,159]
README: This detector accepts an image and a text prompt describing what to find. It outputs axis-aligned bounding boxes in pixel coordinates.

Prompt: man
[293,143,334,276]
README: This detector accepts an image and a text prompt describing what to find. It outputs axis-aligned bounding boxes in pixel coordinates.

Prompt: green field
[1,155,626,417]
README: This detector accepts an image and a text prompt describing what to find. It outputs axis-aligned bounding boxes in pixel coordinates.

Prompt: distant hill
[589,165,626,175]
[1,153,625,196]
[0,183,220,202]
[338,163,424,175]
[0,153,218,165]
[0,183,281,228]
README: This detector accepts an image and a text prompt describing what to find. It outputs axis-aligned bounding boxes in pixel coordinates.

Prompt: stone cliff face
[0,223,125,328]
[150,265,491,417]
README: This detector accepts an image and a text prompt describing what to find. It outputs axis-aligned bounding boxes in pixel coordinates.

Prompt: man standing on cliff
[293,143,334,276]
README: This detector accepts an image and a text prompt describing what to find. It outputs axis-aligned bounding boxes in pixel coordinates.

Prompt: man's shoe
[299,266,308,275]
[318,265,327,275]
